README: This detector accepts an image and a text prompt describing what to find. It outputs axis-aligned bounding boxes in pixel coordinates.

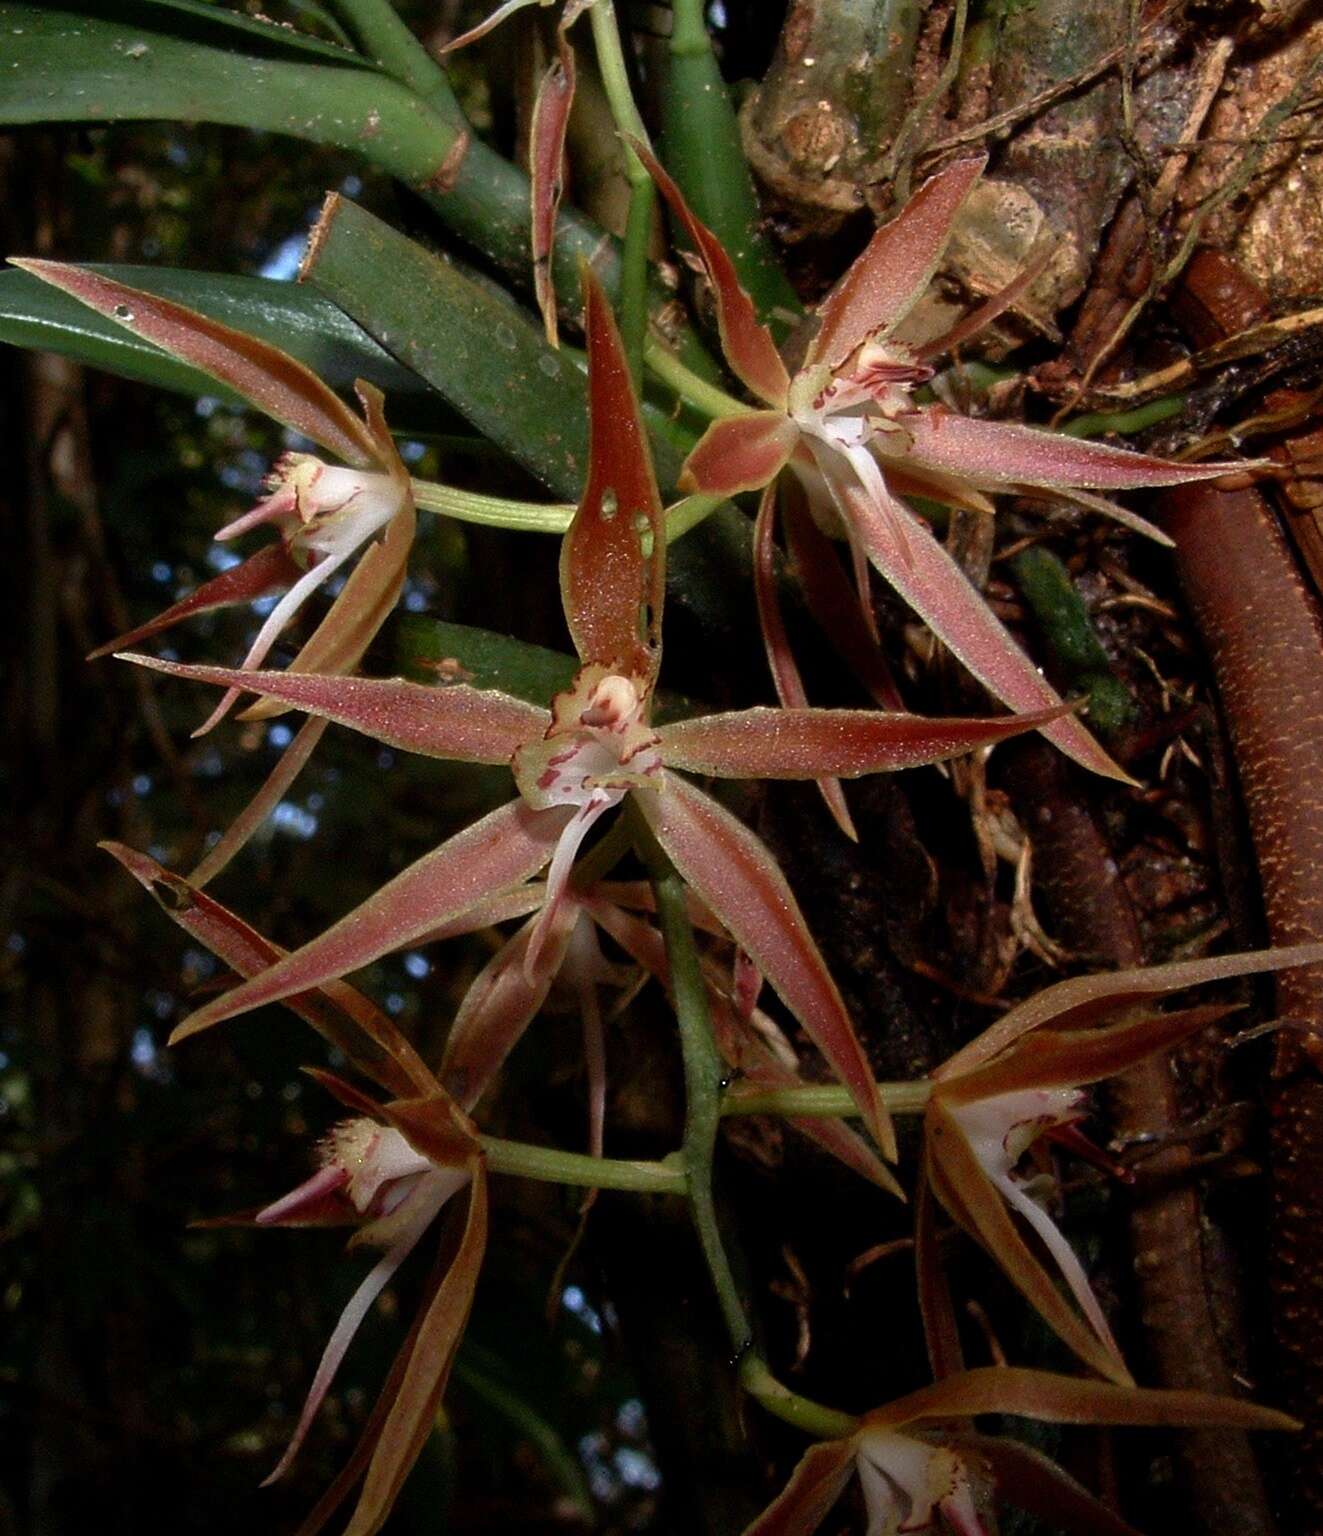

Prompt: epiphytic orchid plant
[120,267,1067,1163]
[10,4,1318,1529]
[636,147,1257,831]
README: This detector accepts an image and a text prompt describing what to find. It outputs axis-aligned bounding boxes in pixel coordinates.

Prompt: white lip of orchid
[215,453,401,566]
[789,341,933,449]
[513,669,664,977]
[189,455,407,737]
[948,1084,1122,1352]
[948,1086,1085,1180]
[855,1428,985,1536]
[328,1119,436,1216]
[255,1115,471,1488]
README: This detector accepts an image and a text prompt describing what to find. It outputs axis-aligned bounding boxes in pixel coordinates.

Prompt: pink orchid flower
[100,841,487,1536]
[121,267,1070,1162]
[13,261,416,882]
[920,942,1323,1385]
[11,262,416,725]
[634,146,1255,829]
[745,1366,1297,1536]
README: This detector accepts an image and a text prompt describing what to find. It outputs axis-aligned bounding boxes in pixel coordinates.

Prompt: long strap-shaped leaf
[644,773,893,1158]
[172,799,573,1039]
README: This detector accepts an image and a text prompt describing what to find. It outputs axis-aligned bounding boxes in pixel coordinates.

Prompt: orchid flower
[13,261,416,881]
[920,941,1323,1385]
[745,1366,1297,1536]
[12,262,416,724]
[119,267,1065,1162]
[634,146,1256,831]
[251,1077,484,1512]
[100,842,487,1536]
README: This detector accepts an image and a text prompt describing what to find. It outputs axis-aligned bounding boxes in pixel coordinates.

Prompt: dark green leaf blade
[0,1,460,187]
[0,265,431,404]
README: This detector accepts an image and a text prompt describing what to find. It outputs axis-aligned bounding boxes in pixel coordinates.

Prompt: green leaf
[0,1,462,187]
[0,264,426,401]
[663,0,801,336]
[304,194,627,499]
[397,618,578,707]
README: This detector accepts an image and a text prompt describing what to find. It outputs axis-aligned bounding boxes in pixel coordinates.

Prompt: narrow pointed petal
[752,485,856,839]
[915,1163,966,1379]
[189,716,329,888]
[782,488,905,711]
[262,1179,452,1487]
[191,553,350,737]
[632,139,790,409]
[876,1364,1299,1432]
[560,268,665,680]
[1026,483,1173,547]
[938,941,1323,1079]
[119,654,549,762]
[742,1437,858,1536]
[838,472,1131,783]
[344,1175,488,1536]
[439,911,576,1111]
[679,412,800,498]
[807,157,985,370]
[927,1100,1132,1384]
[903,409,1251,492]
[946,1003,1239,1105]
[86,542,301,660]
[531,40,576,346]
[658,703,1067,779]
[100,841,433,1098]
[646,773,894,1157]
[11,260,378,466]
[171,801,573,1038]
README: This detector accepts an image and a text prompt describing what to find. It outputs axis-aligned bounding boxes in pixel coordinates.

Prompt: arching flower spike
[119,268,1072,1162]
